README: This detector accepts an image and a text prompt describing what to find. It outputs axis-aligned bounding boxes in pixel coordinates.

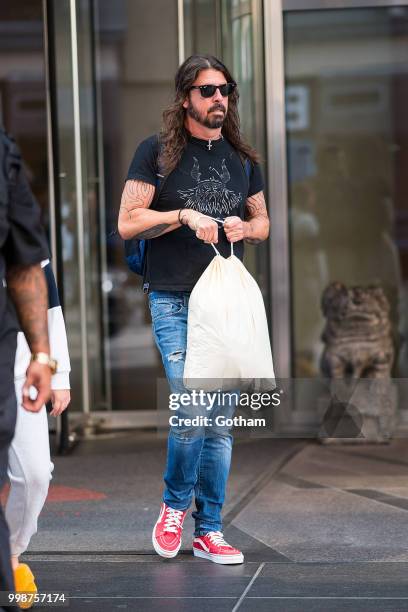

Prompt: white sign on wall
[286,85,310,131]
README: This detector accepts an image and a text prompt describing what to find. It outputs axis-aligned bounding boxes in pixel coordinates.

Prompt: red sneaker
[193,531,244,564]
[152,502,187,558]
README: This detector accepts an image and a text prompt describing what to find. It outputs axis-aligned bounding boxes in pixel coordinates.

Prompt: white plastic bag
[183,243,276,392]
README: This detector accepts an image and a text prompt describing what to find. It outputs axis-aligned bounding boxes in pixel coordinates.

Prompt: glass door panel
[49,0,107,414]
[0,2,50,237]
[94,0,179,412]
[284,7,408,378]
[220,0,270,308]
[76,0,107,411]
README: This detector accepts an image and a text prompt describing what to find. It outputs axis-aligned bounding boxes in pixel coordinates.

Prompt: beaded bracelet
[178,208,187,225]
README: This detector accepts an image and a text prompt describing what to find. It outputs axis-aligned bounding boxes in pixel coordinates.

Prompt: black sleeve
[248,162,264,198]
[126,135,159,186]
[43,260,60,309]
[4,149,50,267]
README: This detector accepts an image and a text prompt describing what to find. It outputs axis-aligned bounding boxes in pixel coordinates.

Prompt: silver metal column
[263,0,292,379]
[69,0,90,415]
[178,0,185,64]
[93,2,112,412]
[42,0,57,277]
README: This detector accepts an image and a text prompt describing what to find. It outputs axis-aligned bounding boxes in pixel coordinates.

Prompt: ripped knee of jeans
[167,349,185,363]
[166,350,186,393]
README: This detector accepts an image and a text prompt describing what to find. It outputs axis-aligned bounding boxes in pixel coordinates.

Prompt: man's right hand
[22,361,52,412]
[180,209,219,244]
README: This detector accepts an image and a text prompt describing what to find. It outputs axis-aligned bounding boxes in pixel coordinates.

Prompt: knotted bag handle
[205,216,234,258]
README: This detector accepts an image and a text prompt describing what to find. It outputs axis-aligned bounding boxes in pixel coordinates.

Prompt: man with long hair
[118,54,269,564]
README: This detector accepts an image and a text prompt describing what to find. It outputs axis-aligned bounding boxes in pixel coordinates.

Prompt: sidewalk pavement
[20,432,408,611]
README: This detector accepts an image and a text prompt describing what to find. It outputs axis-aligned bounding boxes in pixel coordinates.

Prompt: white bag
[183,243,276,392]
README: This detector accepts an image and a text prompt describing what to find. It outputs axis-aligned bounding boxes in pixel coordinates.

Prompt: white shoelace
[207,531,230,547]
[163,507,184,533]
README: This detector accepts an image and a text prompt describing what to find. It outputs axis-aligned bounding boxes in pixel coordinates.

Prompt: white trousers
[5,378,54,556]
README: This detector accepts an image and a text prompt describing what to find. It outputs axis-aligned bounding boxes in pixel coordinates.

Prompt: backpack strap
[5,134,22,186]
[0,131,7,206]
[244,157,251,182]
[237,152,252,188]
[0,129,21,206]
[151,134,167,205]
[237,154,252,220]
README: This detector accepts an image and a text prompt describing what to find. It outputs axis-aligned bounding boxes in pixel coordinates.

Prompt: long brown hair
[158,54,260,175]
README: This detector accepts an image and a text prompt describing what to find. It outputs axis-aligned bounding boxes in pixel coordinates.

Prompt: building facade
[1,0,408,434]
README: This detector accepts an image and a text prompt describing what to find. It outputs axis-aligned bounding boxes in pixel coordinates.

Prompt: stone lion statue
[318,281,396,443]
[320,281,394,378]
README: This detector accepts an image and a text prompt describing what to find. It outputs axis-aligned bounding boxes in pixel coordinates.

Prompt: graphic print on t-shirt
[177,157,242,215]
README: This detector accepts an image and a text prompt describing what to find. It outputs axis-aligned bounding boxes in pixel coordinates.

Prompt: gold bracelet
[30,352,58,375]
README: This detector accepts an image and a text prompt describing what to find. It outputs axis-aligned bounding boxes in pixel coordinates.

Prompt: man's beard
[186,100,226,129]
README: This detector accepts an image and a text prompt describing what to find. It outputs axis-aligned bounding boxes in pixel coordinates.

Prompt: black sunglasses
[189,82,236,98]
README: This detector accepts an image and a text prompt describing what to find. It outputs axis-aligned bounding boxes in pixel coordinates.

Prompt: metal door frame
[264,0,408,384]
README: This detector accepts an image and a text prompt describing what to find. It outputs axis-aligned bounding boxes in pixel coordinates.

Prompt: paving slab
[239,561,408,612]
[232,468,408,562]
[329,438,408,465]
[19,559,258,612]
[239,597,408,612]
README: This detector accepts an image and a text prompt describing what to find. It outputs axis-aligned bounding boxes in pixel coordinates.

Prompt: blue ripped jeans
[148,290,237,536]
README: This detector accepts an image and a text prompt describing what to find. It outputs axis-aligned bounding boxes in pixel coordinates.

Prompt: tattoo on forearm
[245,191,268,220]
[135,224,170,239]
[119,180,155,218]
[6,264,49,353]
[244,221,263,244]
[120,205,132,220]
[244,191,269,244]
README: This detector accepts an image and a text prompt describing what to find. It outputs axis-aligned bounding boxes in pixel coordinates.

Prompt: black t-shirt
[126,134,264,291]
[0,129,50,386]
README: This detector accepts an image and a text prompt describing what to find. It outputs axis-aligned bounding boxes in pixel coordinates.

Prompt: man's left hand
[49,389,71,417]
[223,216,246,243]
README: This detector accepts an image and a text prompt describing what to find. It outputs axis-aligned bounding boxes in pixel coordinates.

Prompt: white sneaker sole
[152,524,181,559]
[193,547,244,565]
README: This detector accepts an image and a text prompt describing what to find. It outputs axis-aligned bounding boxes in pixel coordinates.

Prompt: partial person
[118,54,269,565]
[0,128,53,610]
[5,258,71,608]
